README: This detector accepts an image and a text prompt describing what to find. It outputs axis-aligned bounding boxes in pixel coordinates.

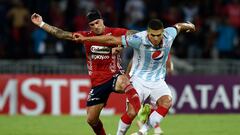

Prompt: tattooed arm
[31,13,74,41]
[110,30,139,54]
[174,22,196,33]
[73,29,140,44]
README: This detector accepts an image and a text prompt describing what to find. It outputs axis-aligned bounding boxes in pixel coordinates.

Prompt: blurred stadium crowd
[0,0,239,59]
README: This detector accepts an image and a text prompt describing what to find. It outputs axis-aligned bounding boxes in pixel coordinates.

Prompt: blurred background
[0,0,240,110]
[0,0,240,134]
[0,0,239,75]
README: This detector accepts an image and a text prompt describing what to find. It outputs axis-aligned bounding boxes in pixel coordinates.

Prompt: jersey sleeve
[165,27,178,39]
[121,34,142,49]
[72,31,86,43]
[112,28,128,36]
[79,31,88,36]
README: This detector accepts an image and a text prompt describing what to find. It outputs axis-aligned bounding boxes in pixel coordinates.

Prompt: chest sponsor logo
[91,46,110,54]
[152,50,164,60]
[91,54,110,60]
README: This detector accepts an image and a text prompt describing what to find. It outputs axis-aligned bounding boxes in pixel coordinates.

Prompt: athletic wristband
[39,21,45,28]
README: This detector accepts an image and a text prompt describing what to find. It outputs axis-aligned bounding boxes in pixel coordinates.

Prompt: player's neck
[152,40,163,49]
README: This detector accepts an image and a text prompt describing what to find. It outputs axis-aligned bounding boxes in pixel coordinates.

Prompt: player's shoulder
[124,31,144,46]
[107,27,127,31]
[129,31,147,42]
[106,27,128,35]
[164,27,178,39]
[135,31,147,37]
[127,31,145,39]
[164,27,177,33]
[75,31,93,37]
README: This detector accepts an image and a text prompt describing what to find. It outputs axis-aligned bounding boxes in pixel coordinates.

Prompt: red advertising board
[0,74,126,115]
[1,74,240,115]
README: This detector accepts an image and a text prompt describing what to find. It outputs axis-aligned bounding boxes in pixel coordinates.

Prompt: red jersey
[78,27,128,87]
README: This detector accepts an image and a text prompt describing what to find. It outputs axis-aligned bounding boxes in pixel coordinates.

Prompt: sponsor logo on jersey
[91,46,110,54]
[152,50,164,60]
[91,54,110,60]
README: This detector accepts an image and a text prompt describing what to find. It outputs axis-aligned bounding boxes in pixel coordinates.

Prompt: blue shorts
[86,73,122,107]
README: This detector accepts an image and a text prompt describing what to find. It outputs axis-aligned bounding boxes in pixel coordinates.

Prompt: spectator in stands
[7,0,30,59]
[214,17,238,58]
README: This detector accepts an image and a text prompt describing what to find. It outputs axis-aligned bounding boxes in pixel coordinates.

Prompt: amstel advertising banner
[0,75,240,115]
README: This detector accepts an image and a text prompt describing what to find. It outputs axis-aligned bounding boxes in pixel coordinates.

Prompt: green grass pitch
[0,114,240,135]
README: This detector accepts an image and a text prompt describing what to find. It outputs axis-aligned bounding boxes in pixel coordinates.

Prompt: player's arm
[31,13,74,41]
[126,59,133,75]
[112,46,123,55]
[74,33,122,45]
[174,22,196,33]
[111,30,139,55]
[126,30,139,35]
[74,29,139,44]
[166,54,174,75]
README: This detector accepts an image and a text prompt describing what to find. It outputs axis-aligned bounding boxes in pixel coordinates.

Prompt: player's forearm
[166,61,174,74]
[174,22,195,33]
[41,23,74,40]
[126,60,132,75]
[84,36,122,45]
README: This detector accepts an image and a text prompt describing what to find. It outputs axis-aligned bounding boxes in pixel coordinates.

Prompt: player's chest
[84,45,113,61]
[140,45,168,61]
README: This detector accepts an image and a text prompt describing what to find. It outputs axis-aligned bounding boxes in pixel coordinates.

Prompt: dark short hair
[86,9,102,23]
[148,19,164,30]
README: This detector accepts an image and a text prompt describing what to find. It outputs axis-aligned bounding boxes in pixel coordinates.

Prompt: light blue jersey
[121,27,177,82]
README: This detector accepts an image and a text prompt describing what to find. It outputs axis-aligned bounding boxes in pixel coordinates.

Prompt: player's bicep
[121,34,142,49]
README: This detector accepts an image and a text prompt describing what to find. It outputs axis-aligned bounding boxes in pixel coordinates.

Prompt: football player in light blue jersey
[122,25,177,82]
[74,19,195,135]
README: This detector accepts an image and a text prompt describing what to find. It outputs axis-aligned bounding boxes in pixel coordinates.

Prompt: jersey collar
[145,35,164,49]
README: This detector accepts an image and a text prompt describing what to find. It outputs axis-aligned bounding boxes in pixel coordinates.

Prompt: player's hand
[73,33,85,42]
[186,21,196,32]
[31,13,43,26]
[112,46,123,55]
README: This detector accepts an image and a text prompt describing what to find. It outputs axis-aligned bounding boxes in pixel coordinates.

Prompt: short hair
[147,19,164,30]
[86,9,102,23]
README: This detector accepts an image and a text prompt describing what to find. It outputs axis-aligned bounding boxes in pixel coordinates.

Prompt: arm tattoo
[43,23,74,40]
[126,30,139,35]
[174,22,195,33]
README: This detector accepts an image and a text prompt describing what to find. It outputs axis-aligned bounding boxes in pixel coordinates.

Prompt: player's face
[88,19,105,35]
[147,28,164,46]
